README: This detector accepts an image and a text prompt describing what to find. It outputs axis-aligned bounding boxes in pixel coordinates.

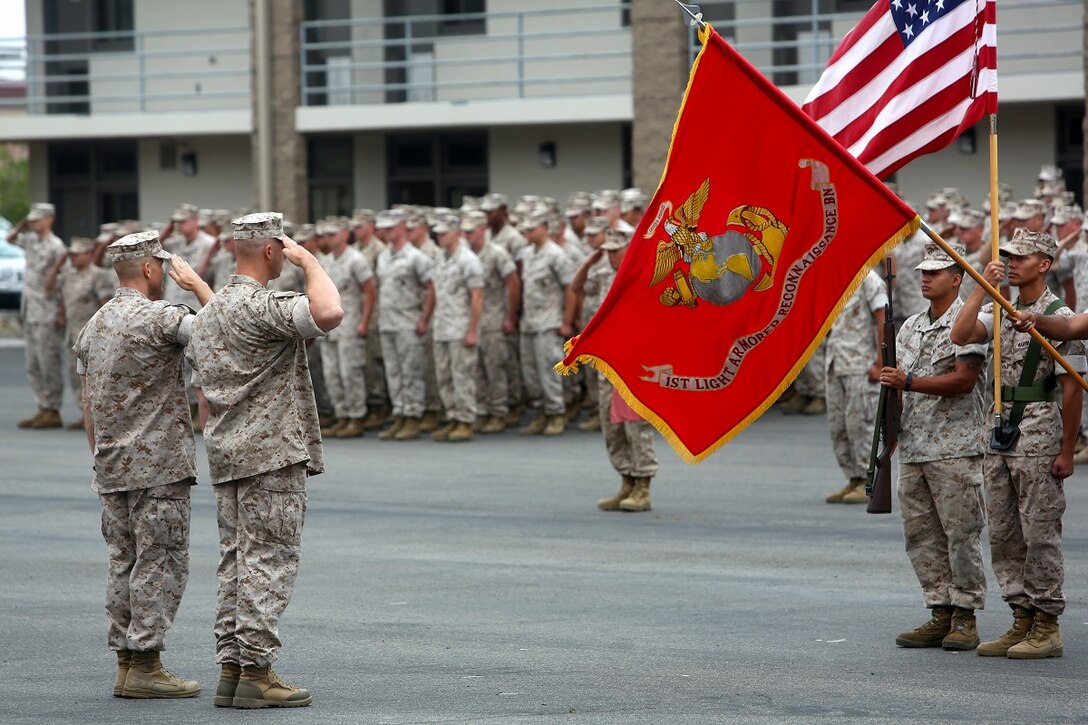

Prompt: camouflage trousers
[100,479,192,652]
[422,331,442,415]
[434,339,479,423]
[475,330,510,417]
[898,457,987,611]
[983,453,1066,616]
[214,463,307,668]
[24,321,64,410]
[826,370,879,479]
[506,333,523,409]
[366,326,389,407]
[307,340,335,419]
[597,372,658,477]
[321,336,368,419]
[794,341,826,398]
[381,330,426,419]
[520,329,565,415]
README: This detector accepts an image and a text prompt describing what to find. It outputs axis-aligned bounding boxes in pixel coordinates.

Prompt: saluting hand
[280,235,315,268]
[168,255,203,291]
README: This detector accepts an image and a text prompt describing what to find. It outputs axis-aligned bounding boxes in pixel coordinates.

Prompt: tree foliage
[0,143,29,225]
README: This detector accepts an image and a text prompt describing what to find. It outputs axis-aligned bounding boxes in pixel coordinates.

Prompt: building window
[48,141,138,241]
[93,0,135,50]
[1056,104,1084,206]
[308,136,355,220]
[438,0,486,36]
[387,131,488,208]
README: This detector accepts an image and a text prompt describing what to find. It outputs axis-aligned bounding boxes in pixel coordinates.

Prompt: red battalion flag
[803,0,998,178]
[555,25,920,463]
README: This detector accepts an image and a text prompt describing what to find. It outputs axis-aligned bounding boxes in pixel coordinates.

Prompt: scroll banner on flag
[556,25,920,463]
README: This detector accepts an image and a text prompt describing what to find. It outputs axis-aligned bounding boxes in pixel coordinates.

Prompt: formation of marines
[11,162,1088,699]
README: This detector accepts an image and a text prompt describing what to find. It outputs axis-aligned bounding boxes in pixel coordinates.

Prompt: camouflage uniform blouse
[376,243,433,332]
[825,270,888,375]
[187,275,326,483]
[321,246,373,342]
[432,242,484,342]
[518,240,574,333]
[896,297,988,463]
[473,242,517,334]
[16,231,66,323]
[978,288,1084,457]
[75,288,196,493]
[59,264,116,333]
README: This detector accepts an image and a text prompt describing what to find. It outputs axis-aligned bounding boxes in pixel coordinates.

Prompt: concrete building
[0,0,1080,239]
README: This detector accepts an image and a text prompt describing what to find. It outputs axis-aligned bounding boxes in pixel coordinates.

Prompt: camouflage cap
[405,209,428,228]
[198,208,214,226]
[233,211,286,241]
[517,209,549,233]
[1000,227,1057,259]
[282,219,296,238]
[171,203,199,222]
[1038,164,1063,182]
[620,188,647,213]
[924,191,947,210]
[96,222,119,243]
[479,193,509,212]
[108,231,173,263]
[460,210,488,232]
[27,202,55,221]
[600,227,632,251]
[69,237,96,255]
[351,209,376,226]
[295,223,316,242]
[565,198,591,217]
[459,196,480,213]
[592,190,620,211]
[1012,199,1046,221]
[214,209,233,226]
[583,216,608,236]
[952,208,986,228]
[998,201,1018,222]
[431,212,460,235]
[375,209,406,229]
[915,241,965,271]
[1049,204,1083,226]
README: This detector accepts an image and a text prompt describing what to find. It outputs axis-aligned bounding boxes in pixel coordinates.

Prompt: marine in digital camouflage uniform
[188,212,343,708]
[10,203,68,428]
[465,210,519,432]
[375,209,435,441]
[429,213,484,441]
[482,192,528,421]
[76,230,208,699]
[45,236,116,428]
[879,242,988,651]
[517,210,575,436]
[352,210,392,428]
[573,216,609,431]
[953,227,1085,660]
[824,269,888,504]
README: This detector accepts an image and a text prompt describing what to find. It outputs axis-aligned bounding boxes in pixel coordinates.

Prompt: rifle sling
[1002,298,1066,429]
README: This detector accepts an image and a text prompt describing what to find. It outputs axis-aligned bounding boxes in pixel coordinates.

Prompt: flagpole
[988,113,1003,428]
[919,221,1088,392]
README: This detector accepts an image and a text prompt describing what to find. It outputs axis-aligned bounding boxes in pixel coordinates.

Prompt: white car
[0,239,25,310]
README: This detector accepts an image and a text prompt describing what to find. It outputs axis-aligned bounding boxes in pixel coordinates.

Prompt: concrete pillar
[250,0,309,221]
[630,0,692,192]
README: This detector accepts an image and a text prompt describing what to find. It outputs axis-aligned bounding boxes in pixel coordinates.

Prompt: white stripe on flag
[803,13,896,105]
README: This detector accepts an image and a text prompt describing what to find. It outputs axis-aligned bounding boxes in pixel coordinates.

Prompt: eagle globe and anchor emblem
[649,178,788,308]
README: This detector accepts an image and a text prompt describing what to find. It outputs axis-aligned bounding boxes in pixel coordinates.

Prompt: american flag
[802,0,997,179]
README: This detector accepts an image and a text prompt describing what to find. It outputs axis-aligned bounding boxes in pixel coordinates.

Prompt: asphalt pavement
[0,344,1086,724]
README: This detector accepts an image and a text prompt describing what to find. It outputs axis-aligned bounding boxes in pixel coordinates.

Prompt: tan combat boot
[335,418,366,438]
[977,605,1034,657]
[66,418,85,431]
[542,415,566,436]
[841,478,869,504]
[214,662,241,707]
[780,394,810,415]
[363,403,391,430]
[942,607,980,650]
[504,403,525,427]
[448,421,475,442]
[480,416,506,434]
[321,418,345,437]
[895,606,953,647]
[113,650,131,697]
[17,410,45,428]
[378,417,404,440]
[473,415,488,432]
[825,478,861,504]
[619,477,652,512]
[431,421,457,441]
[519,411,547,435]
[578,413,601,432]
[395,417,422,440]
[121,651,200,698]
[598,476,636,511]
[31,409,62,429]
[232,666,311,709]
[419,411,441,432]
[802,397,826,415]
[1007,611,1063,659]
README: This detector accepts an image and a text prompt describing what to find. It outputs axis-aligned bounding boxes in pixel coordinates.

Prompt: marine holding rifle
[878,242,988,651]
[950,227,1085,660]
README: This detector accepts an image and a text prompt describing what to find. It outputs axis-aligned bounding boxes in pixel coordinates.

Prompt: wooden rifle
[865,258,899,514]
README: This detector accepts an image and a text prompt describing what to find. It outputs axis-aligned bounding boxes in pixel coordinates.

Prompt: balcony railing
[299,3,633,107]
[690,0,1084,88]
[0,25,250,114]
